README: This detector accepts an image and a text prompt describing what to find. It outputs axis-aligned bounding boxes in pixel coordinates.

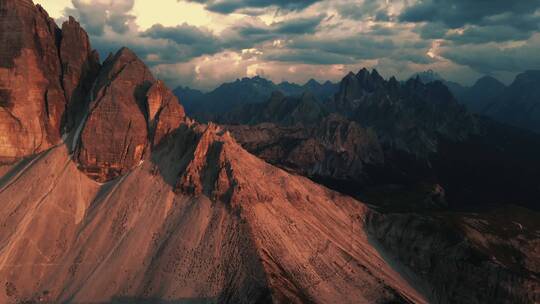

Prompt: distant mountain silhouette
[483,70,540,133]
[173,76,338,121]
[416,70,540,134]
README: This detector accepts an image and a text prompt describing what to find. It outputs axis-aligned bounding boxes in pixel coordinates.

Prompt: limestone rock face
[75,48,155,182]
[0,0,66,164]
[59,16,101,130]
[0,0,101,164]
[146,80,186,146]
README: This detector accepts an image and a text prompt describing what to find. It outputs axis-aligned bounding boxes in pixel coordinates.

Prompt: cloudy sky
[38,0,540,91]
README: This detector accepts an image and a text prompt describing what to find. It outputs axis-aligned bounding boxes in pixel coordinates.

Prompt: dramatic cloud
[64,0,136,35]
[401,0,540,29]
[37,0,540,90]
[141,23,223,59]
[441,34,540,73]
[185,0,322,14]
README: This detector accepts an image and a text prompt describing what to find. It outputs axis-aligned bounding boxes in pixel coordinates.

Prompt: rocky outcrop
[0,0,101,164]
[60,16,101,130]
[74,48,154,182]
[146,80,186,146]
[73,48,187,182]
[0,0,66,164]
[226,114,383,183]
[330,69,478,155]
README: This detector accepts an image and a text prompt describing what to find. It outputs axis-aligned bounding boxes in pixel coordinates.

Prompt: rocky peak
[330,68,477,154]
[71,44,187,182]
[411,69,444,84]
[60,16,101,130]
[474,75,505,89]
[511,70,540,88]
[74,47,159,182]
[176,123,235,199]
[146,80,186,146]
[304,78,321,88]
[0,0,93,164]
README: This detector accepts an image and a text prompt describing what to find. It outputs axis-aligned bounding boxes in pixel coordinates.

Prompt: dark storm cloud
[404,0,540,45]
[264,49,356,64]
[446,25,533,45]
[290,36,395,58]
[185,0,322,14]
[220,14,326,49]
[400,0,540,29]
[275,35,433,65]
[337,0,389,21]
[272,14,326,34]
[142,24,220,49]
[106,15,326,64]
[415,22,448,40]
[441,36,540,73]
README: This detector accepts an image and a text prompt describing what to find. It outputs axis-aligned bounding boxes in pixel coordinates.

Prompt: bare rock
[75,48,154,182]
[60,16,101,131]
[226,114,384,183]
[0,0,66,164]
[146,80,186,147]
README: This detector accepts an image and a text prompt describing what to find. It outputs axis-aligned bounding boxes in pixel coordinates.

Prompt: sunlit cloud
[35,0,540,90]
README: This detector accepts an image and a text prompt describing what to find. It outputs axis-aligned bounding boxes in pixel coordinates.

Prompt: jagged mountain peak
[512,69,540,86]
[471,75,506,92]
[410,69,445,84]
[304,78,321,87]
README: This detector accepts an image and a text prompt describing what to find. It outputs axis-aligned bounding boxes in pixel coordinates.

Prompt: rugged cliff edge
[0,0,99,164]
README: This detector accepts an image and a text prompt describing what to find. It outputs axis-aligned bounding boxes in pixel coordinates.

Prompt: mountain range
[0,1,539,303]
[414,70,540,134]
[174,76,338,121]
[215,69,540,303]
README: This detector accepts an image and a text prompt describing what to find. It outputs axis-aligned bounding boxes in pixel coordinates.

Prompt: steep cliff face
[0,0,100,164]
[146,80,186,147]
[74,48,152,182]
[73,48,187,182]
[0,0,65,163]
[59,16,101,130]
